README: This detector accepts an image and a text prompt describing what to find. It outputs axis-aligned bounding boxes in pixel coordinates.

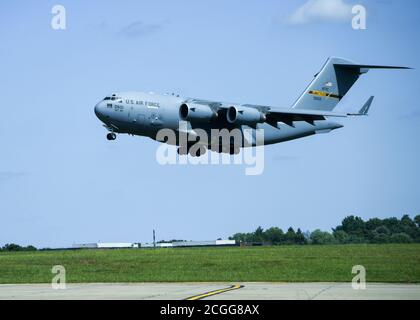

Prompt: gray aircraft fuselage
[94,91,343,150]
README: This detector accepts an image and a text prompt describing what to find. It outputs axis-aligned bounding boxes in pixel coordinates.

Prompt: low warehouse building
[72,240,236,249]
[72,242,139,249]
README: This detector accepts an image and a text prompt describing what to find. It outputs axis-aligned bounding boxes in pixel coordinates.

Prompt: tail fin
[292,57,410,111]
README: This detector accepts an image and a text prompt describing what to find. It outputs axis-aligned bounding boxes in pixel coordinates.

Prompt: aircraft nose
[94,102,104,120]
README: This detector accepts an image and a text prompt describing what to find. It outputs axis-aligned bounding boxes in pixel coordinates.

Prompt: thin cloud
[0,171,26,181]
[399,108,420,120]
[119,21,162,38]
[289,0,354,25]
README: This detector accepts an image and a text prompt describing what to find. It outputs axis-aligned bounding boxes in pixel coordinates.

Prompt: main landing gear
[106,133,117,141]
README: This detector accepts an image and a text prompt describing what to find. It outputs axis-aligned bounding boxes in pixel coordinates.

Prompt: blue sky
[1,0,419,248]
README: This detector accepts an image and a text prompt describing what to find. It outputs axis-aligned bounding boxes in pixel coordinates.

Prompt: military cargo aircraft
[94,57,409,156]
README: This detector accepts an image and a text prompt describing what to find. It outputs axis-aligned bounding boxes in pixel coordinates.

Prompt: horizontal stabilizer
[336,64,412,70]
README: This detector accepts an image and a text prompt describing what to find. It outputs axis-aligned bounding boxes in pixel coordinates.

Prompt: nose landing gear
[107,133,117,141]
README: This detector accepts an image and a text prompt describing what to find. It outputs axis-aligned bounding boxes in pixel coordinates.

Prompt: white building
[72,239,236,250]
[72,242,139,249]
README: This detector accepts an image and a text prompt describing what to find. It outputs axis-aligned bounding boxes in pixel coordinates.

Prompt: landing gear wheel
[107,133,117,141]
[188,146,207,157]
[215,145,240,155]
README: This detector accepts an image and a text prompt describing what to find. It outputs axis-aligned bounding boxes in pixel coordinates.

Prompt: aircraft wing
[246,105,349,127]
[265,108,346,126]
[189,98,352,127]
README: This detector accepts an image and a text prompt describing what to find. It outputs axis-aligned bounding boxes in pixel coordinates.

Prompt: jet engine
[226,106,266,125]
[179,103,217,122]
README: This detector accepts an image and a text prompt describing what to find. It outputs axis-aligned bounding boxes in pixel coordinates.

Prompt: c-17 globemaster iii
[94,57,409,156]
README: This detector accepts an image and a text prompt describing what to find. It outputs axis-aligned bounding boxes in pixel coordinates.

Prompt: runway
[1,283,420,300]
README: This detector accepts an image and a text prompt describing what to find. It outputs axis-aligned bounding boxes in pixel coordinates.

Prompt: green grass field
[0,244,419,284]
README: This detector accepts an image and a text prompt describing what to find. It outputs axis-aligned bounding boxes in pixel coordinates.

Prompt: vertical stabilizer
[292,57,410,111]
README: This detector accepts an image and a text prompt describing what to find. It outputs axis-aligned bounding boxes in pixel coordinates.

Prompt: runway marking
[185,284,244,300]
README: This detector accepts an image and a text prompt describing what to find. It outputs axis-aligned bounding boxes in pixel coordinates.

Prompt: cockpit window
[104,95,121,101]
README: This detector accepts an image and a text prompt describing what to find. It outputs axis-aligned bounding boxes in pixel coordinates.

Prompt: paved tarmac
[1,283,419,300]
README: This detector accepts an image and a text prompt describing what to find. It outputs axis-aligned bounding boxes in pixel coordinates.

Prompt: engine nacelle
[179,103,217,122]
[226,106,266,125]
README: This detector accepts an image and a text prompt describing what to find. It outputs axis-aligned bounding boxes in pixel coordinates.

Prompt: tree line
[0,243,37,252]
[229,215,420,245]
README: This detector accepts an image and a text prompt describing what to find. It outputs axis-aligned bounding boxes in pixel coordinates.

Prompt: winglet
[348,96,374,116]
[359,96,374,115]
